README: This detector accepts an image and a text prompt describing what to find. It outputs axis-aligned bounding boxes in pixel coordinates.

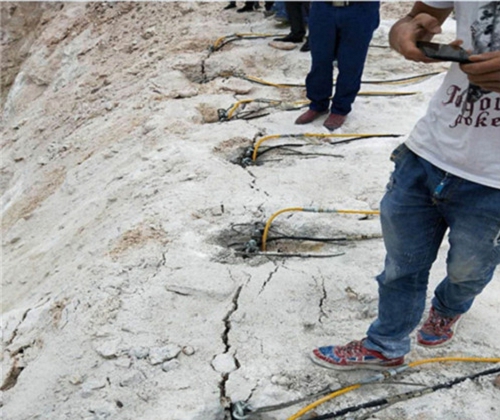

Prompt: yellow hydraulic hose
[244,75,302,88]
[261,207,380,251]
[237,75,418,92]
[238,72,441,88]
[287,356,500,420]
[225,93,416,120]
[288,384,362,420]
[226,98,286,120]
[212,33,284,50]
[358,91,417,96]
[363,71,443,85]
[252,133,394,162]
[226,99,259,120]
[407,356,500,368]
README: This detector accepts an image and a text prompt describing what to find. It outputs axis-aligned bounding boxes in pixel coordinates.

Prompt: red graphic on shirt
[445,2,500,129]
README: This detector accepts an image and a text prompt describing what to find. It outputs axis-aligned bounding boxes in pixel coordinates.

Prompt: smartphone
[416,41,471,64]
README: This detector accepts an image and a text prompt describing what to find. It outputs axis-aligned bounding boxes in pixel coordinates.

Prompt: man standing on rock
[295,1,380,130]
[310,1,500,369]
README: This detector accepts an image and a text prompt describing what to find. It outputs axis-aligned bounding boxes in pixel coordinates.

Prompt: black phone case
[416,41,471,64]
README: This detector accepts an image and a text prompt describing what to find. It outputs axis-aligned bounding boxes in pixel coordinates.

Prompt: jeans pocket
[386,143,411,192]
[389,143,410,165]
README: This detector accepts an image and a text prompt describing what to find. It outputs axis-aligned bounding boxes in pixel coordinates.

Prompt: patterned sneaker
[417,307,461,347]
[310,339,405,371]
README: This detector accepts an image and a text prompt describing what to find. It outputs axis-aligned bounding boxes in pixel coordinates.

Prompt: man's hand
[390,13,442,62]
[389,2,453,62]
[461,51,500,93]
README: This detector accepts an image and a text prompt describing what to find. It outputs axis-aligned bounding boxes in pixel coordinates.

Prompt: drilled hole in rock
[211,223,265,257]
[212,137,255,167]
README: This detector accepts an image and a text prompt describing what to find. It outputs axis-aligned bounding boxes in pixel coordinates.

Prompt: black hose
[313,366,500,420]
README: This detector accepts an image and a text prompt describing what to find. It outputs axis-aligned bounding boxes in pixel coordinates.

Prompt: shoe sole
[417,317,461,348]
[309,351,404,371]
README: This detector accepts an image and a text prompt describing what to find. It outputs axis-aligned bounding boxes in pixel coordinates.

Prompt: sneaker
[274,16,289,24]
[323,113,346,130]
[417,307,461,347]
[237,4,254,13]
[311,339,405,371]
[300,38,310,52]
[273,34,303,43]
[295,109,328,125]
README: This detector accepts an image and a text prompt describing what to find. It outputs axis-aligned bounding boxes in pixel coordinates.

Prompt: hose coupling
[232,401,253,419]
[241,147,255,167]
[218,108,229,121]
[244,239,259,253]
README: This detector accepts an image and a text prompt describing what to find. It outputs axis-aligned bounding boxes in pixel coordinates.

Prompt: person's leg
[311,145,450,370]
[302,1,309,24]
[305,2,336,112]
[300,2,310,51]
[285,1,305,39]
[273,1,288,21]
[237,1,256,12]
[331,2,379,115]
[431,177,500,316]
[363,145,448,358]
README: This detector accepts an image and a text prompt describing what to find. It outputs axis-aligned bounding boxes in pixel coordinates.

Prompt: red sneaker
[295,109,328,125]
[417,307,461,347]
[310,339,405,371]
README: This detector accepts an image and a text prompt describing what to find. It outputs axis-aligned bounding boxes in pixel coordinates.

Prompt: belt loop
[332,2,350,7]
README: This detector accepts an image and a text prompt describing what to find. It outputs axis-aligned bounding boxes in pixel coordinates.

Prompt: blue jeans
[364,144,500,358]
[273,1,287,19]
[306,1,379,115]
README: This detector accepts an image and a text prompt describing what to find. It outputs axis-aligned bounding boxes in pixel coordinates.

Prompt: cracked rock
[182,345,195,356]
[129,346,150,359]
[119,371,145,387]
[148,344,181,365]
[94,338,122,359]
[271,374,291,387]
[81,379,107,398]
[68,374,85,385]
[161,359,180,372]
[114,356,132,368]
[211,353,237,374]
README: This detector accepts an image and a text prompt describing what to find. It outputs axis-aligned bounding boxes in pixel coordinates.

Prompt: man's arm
[389,1,453,62]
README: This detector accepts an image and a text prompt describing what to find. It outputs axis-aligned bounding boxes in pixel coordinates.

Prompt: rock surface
[1,2,499,420]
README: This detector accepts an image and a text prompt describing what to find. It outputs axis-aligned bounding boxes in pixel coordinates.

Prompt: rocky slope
[2,2,499,420]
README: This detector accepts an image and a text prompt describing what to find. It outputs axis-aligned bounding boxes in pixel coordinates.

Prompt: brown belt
[331,1,350,6]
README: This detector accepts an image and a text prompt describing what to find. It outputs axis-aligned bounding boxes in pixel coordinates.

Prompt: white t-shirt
[406,1,500,189]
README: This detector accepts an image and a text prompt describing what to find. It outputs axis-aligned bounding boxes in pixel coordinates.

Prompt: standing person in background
[274,2,310,52]
[264,2,275,13]
[273,1,289,24]
[310,1,500,370]
[237,2,260,13]
[295,1,380,130]
[224,1,237,10]
[225,2,274,13]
